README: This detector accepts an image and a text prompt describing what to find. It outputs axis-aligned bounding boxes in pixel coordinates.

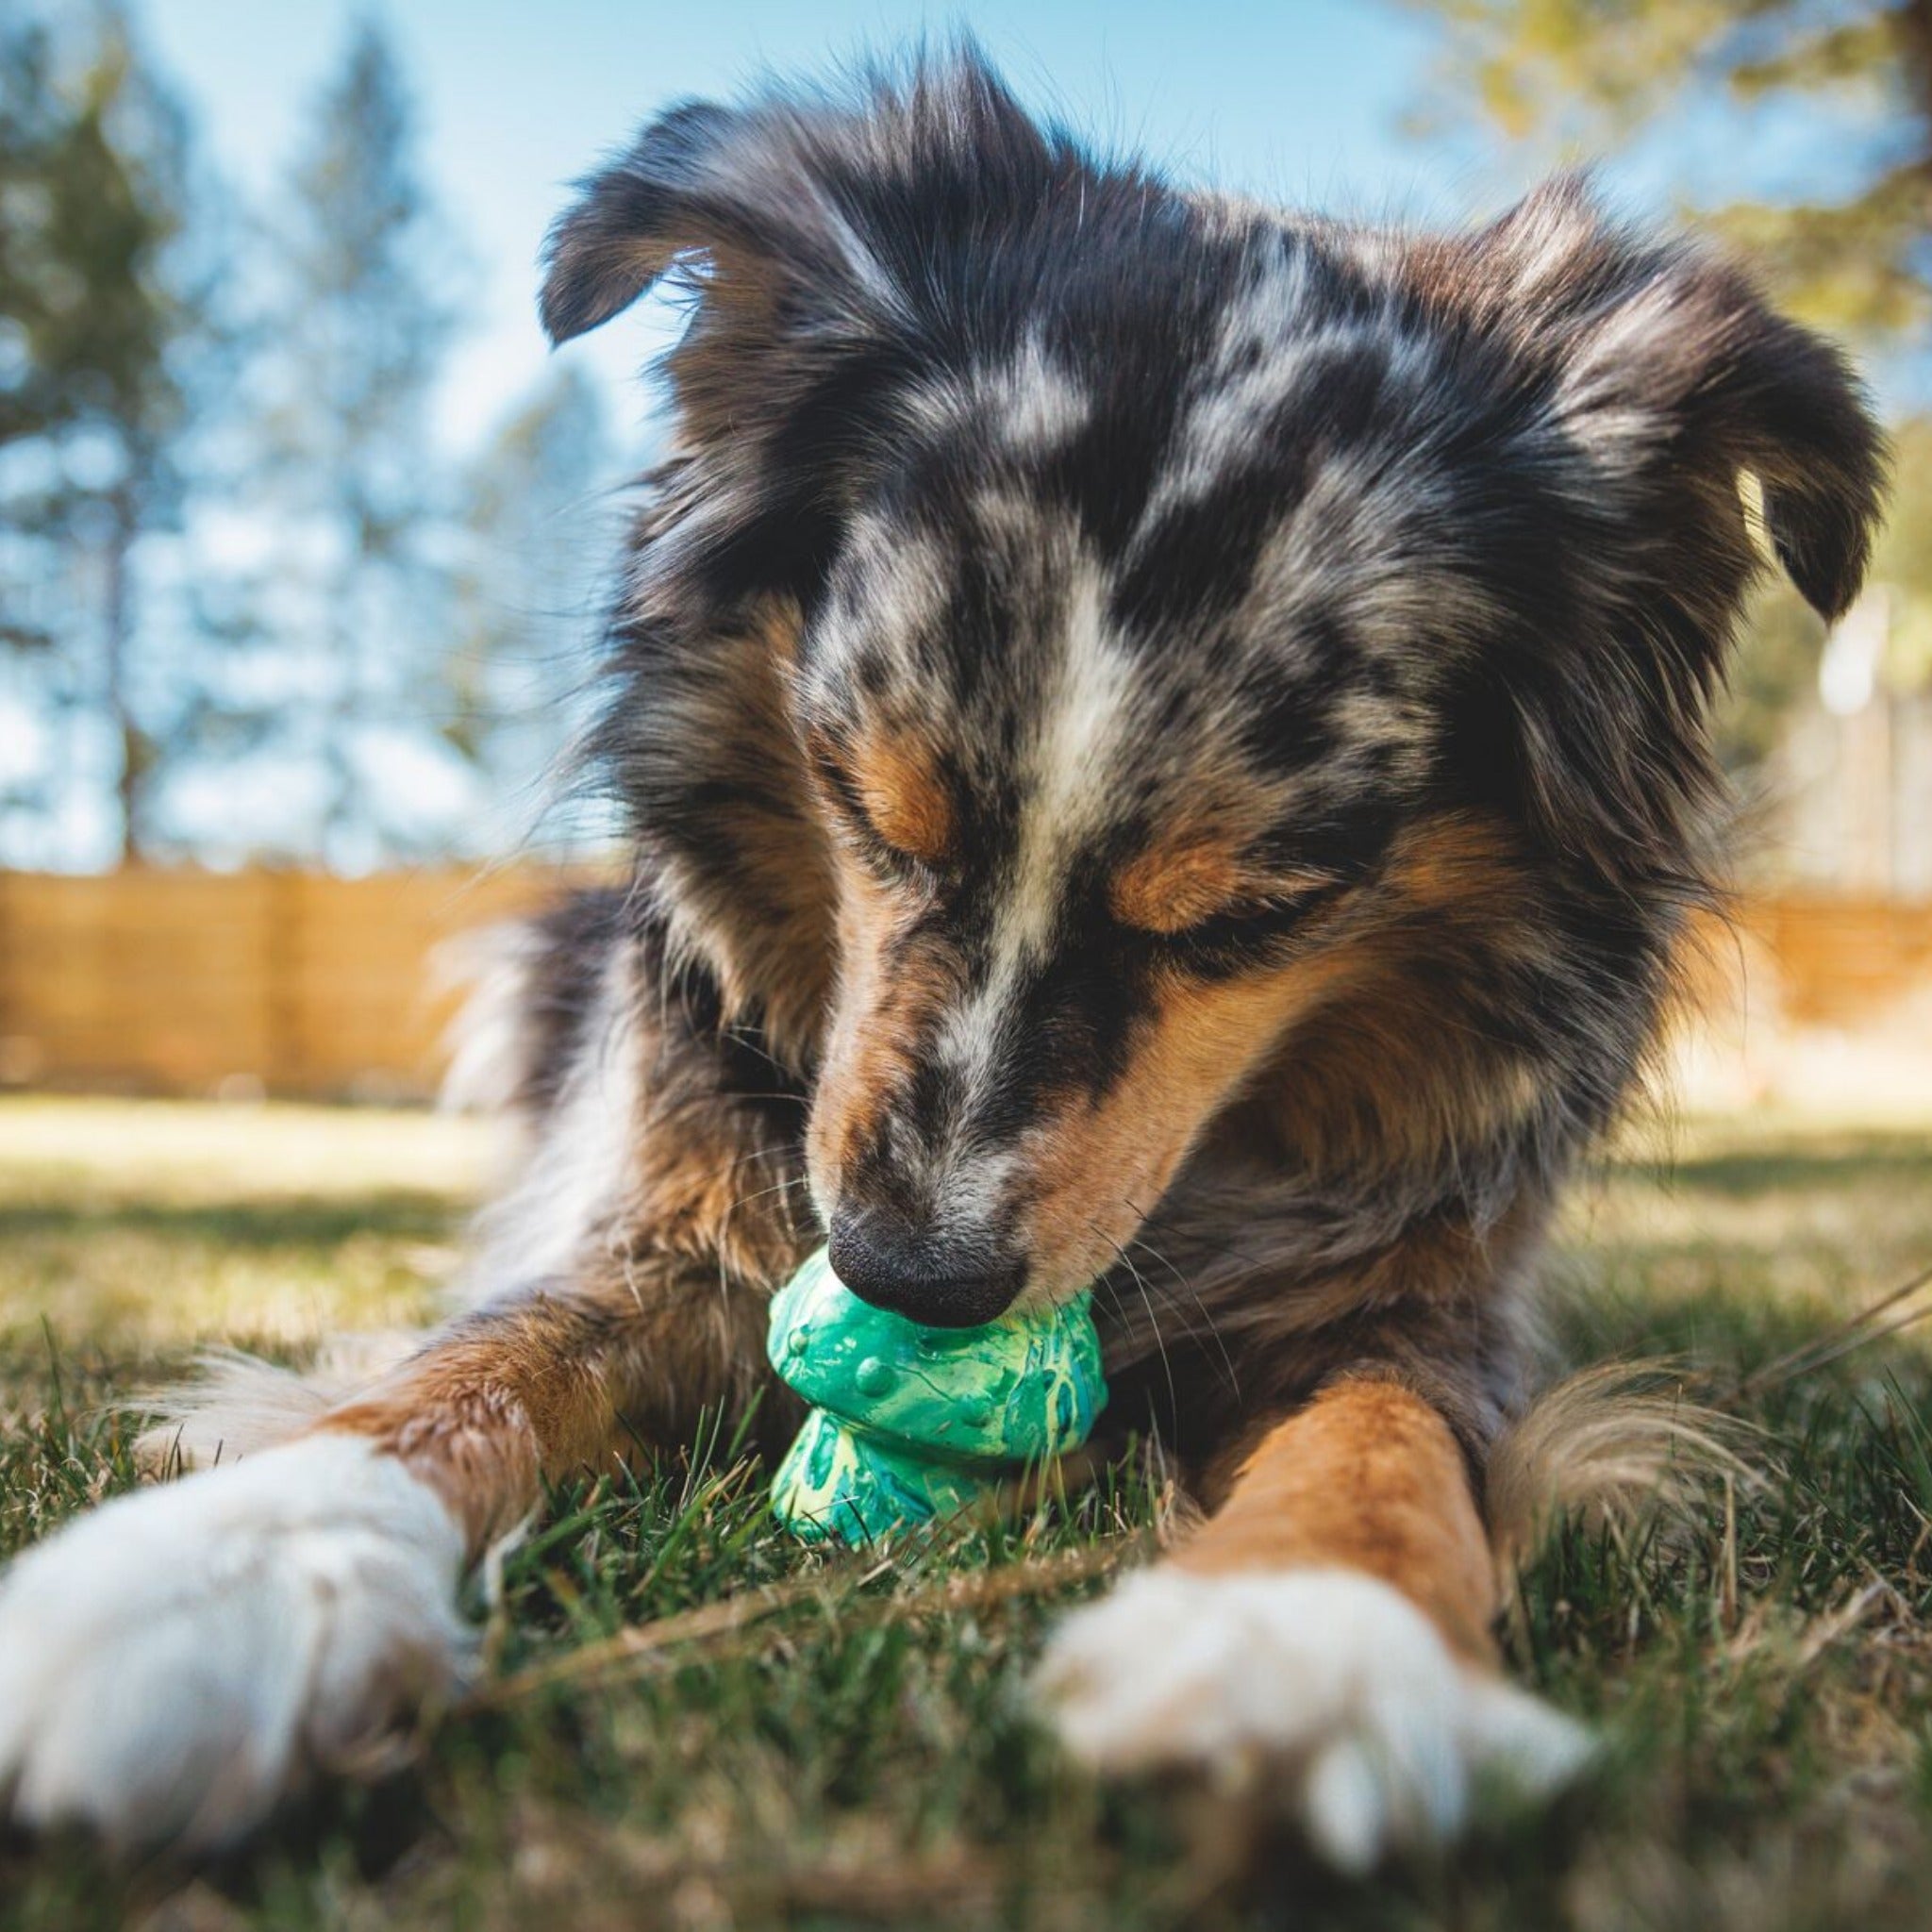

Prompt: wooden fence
[0,869,1926,1100]
[1729,893,1932,1027]
[0,867,581,1100]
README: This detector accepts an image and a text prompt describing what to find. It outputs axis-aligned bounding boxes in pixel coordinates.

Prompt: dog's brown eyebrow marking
[850,734,956,866]
[1109,839,1244,935]
[1110,834,1345,936]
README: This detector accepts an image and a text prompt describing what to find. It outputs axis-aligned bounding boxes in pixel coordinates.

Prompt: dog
[0,51,1885,1869]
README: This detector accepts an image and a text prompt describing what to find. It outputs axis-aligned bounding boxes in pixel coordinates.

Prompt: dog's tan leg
[1035,1374,1592,1872]
[310,1278,773,1555]
[1174,1378,1499,1661]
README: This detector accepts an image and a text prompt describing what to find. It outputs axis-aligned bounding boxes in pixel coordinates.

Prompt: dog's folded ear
[1687,290,1889,623]
[540,95,900,348]
[540,52,1065,363]
[540,100,743,343]
[1463,175,1889,624]
[1421,175,1890,874]
[538,51,1081,525]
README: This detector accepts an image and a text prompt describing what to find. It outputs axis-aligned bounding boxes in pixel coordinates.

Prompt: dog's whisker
[711,1155,816,1301]
[1086,1269,1136,1345]
[1087,1218,1179,1445]
[720,1027,800,1082]
[1124,1207,1240,1401]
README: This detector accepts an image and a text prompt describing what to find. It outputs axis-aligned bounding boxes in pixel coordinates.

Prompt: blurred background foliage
[0,0,1924,875]
[1407,0,1931,339]
[0,0,619,872]
[1401,0,1932,806]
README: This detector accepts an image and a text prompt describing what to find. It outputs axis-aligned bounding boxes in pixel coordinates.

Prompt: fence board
[0,866,584,1097]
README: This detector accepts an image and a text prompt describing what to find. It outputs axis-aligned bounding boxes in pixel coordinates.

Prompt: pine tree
[253,18,461,868]
[1403,0,1928,785]
[0,1,206,862]
[1403,0,1932,344]
[447,365,614,848]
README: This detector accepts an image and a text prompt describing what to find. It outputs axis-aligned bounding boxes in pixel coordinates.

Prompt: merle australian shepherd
[0,53,1887,1869]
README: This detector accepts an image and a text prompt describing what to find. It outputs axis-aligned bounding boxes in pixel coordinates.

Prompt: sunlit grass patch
[0,1096,487,1359]
[2,1094,1931,1930]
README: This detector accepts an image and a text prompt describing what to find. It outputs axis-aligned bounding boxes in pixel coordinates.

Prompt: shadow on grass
[1611,1131,1932,1199]
[0,1192,465,1251]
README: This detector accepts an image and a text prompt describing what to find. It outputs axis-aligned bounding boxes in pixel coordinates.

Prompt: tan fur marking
[1386,808,1537,918]
[317,1296,620,1551]
[1020,945,1360,1290]
[312,1254,797,1557]
[852,737,955,866]
[632,1095,809,1284]
[1016,813,1546,1290]
[1175,1379,1500,1663]
[1109,840,1242,934]
[808,867,957,1189]
[1241,810,1547,1178]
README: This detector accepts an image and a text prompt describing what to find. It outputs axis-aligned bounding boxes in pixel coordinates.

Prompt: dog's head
[545,54,1885,1325]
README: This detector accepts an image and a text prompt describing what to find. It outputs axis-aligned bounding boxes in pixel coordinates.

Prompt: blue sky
[142,0,1493,457]
[144,1,1896,451]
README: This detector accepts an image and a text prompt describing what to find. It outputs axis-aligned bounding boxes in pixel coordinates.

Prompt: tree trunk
[102,485,142,867]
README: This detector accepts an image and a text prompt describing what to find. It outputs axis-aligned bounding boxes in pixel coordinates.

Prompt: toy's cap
[766,1247,1105,1468]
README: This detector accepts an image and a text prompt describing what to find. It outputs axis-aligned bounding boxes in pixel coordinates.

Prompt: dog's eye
[1158,878,1340,946]
[1112,841,1342,943]
[847,813,941,886]
[808,734,953,884]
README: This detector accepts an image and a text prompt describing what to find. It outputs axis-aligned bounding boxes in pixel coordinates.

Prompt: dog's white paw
[1032,1567,1592,1872]
[0,1433,472,1852]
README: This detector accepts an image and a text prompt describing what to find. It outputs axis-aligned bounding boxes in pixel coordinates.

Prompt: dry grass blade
[475,1535,1145,1709]
[470,1575,829,1707]
[1790,1580,1890,1671]
[1728,1257,1932,1401]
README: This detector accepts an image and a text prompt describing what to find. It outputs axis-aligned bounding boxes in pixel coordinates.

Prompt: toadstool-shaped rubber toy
[766,1246,1107,1546]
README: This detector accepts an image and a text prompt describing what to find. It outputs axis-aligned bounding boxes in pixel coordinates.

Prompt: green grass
[4,1094,1932,1930]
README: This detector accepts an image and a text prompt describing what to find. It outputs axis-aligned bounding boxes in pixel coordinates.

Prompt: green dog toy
[765,1246,1107,1546]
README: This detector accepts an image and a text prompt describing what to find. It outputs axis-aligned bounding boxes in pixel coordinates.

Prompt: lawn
[3,1092,1932,1931]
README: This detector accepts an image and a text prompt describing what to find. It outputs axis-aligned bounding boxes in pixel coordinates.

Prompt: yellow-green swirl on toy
[765,1246,1107,1546]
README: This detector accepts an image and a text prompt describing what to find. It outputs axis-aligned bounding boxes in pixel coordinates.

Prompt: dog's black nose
[827,1211,1025,1328]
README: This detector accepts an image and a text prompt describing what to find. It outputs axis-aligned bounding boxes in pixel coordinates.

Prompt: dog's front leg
[0,1268,772,1854]
[0,889,811,1855]
[1034,1376,1592,1870]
